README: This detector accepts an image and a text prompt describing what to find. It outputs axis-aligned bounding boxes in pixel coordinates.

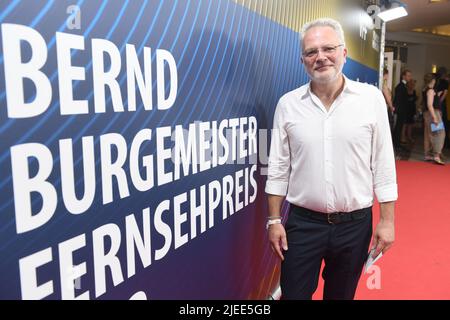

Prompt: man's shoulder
[277,84,308,105]
[395,82,406,90]
[346,78,379,95]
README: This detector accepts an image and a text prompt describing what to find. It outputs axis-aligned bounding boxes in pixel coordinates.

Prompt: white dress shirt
[265,76,398,213]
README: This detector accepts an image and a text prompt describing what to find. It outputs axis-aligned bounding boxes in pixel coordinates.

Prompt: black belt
[290,205,371,225]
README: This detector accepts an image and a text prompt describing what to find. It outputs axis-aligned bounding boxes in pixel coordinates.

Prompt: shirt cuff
[374,183,398,202]
[265,180,288,196]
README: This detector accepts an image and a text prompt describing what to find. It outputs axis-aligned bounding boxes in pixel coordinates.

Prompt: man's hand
[371,219,395,257]
[268,224,288,261]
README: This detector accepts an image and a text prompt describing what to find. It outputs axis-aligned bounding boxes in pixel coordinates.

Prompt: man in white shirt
[265,18,397,300]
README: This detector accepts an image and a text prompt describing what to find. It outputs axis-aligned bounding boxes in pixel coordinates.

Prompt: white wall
[426,44,450,75]
[407,44,427,90]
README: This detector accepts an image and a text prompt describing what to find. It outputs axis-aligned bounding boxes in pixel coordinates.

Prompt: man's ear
[301,57,304,64]
[343,47,348,63]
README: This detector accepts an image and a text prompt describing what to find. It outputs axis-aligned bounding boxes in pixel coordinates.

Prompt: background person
[422,73,445,165]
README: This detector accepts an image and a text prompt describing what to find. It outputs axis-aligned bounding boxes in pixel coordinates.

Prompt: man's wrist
[266,219,282,230]
[379,217,394,224]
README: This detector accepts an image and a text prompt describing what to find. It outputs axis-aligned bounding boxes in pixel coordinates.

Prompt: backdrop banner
[0,0,379,299]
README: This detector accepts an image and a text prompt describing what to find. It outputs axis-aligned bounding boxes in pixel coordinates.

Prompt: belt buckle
[327,213,339,224]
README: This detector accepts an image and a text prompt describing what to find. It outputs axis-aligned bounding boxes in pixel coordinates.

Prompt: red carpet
[313,160,450,300]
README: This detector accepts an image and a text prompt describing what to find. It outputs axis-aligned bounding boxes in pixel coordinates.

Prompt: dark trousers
[280,206,372,300]
[393,113,405,148]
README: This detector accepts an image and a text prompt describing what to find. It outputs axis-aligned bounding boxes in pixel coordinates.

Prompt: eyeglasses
[302,44,344,59]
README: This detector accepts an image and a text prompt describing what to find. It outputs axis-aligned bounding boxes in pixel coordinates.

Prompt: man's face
[403,72,412,82]
[301,26,347,84]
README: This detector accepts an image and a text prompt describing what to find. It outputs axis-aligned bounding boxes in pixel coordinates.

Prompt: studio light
[377,0,408,22]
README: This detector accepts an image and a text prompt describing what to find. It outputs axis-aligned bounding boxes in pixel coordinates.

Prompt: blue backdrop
[0,0,377,299]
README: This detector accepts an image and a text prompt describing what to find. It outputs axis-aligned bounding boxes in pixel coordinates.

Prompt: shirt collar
[300,75,359,100]
[402,79,407,85]
[342,76,360,94]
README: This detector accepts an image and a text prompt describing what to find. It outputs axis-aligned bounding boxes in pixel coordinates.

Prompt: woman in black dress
[402,79,417,143]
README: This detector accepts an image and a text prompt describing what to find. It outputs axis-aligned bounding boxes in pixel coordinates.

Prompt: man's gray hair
[300,18,346,49]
